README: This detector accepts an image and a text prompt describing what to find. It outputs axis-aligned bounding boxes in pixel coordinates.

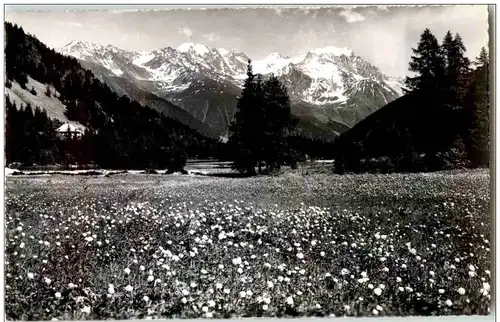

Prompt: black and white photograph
[3,4,493,320]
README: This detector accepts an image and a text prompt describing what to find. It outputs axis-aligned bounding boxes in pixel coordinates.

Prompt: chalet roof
[56,123,85,133]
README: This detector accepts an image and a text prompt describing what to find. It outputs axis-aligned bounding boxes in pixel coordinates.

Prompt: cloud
[178,26,192,37]
[203,32,219,42]
[338,9,366,23]
[57,21,83,27]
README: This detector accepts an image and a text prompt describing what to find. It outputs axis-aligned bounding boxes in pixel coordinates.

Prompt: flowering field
[5,169,492,320]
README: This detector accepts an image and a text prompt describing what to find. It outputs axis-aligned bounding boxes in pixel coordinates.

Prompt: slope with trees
[333,28,490,174]
[4,22,224,170]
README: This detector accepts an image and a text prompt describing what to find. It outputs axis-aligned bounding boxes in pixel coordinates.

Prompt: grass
[4,169,491,319]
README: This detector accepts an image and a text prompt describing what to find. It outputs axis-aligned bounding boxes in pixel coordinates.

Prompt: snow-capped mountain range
[59,41,405,138]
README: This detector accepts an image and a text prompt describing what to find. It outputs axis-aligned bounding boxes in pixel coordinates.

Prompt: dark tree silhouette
[404,28,446,95]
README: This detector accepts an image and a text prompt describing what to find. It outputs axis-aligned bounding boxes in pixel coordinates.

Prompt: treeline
[4,22,225,170]
[334,28,490,174]
[5,96,63,165]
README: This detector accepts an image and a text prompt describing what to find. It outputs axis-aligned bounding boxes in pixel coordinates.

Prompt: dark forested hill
[4,22,223,170]
[332,29,490,174]
[332,92,458,172]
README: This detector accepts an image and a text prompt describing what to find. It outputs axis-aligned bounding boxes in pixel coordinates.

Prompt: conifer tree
[464,48,490,167]
[475,46,489,67]
[404,28,446,95]
[442,31,470,107]
[228,60,259,175]
[261,74,297,171]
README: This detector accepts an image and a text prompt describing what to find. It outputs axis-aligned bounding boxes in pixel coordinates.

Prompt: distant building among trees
[55,123,85,140]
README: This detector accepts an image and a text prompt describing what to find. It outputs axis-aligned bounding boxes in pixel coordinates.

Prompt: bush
[365,156,396,174]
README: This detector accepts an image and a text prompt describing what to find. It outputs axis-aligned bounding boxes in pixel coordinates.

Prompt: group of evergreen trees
[404,28,490,168]
[333,28,490,174]
[227,62,301,175]
[6,96,60,165]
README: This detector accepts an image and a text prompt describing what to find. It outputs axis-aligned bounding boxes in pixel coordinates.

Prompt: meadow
[4,169,492,319]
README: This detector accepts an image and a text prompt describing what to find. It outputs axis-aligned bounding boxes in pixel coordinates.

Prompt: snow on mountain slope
[57,41,405,137]
[5,76,85,130]
[177,43,210,56]
[132,52,155,66]
[311,46,353,57]
[58,41,403,98]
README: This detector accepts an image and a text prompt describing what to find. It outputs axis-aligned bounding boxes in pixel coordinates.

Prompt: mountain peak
[59,40,107,59]
[217,48,230,56]
[62,40,102,50]
[264,52,290,61]
[311,46,354,57]
[177,43,210,56]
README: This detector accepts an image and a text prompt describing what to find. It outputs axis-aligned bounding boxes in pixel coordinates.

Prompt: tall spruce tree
[261,74,297,171]
[404,28,446,95]
[464,47,490,167]
[228,63,297,175]
[228,60,259,175]
[475,46,489,67]
[442,31,471,107]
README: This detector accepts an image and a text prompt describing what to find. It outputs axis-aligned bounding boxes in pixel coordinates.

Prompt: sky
[5,5,490,77]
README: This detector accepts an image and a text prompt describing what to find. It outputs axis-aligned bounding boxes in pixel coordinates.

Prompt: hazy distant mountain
[59,41,404,139]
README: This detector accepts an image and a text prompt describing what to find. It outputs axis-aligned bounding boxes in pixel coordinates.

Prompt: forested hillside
[4,22,224,170]
[333,29,490,174]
